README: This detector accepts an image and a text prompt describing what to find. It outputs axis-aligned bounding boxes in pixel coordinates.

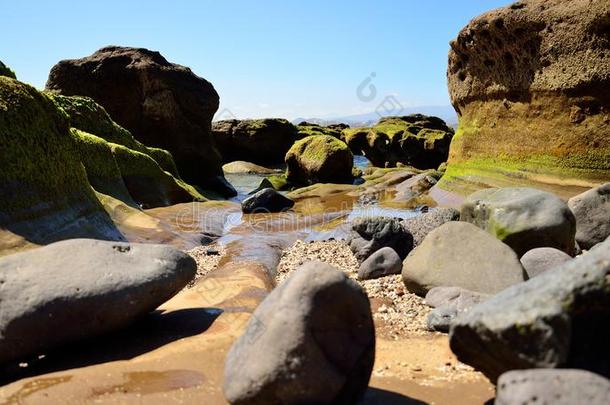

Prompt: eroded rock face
[0,239,196,365]
[46,46,230,194]
[440,0,610,192]
[213,119,298,165]
[223,261,375,404]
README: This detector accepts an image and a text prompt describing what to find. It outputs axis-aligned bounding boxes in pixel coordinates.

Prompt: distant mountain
[293,105,458,128]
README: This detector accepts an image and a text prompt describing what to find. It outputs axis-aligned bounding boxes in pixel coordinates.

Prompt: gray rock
[450,236,610,382]
[402,207,460,247]
[461,187,576,257]
[0,239,196,365]
[520,247,572,278]
[495,369,610,405]
[425,287,489,332]
[568,183,610,250]
[357,247,402,280]
[242,188,295,213]
[348,216,413,262]
[402,222,526,296]
[224,261,375,404]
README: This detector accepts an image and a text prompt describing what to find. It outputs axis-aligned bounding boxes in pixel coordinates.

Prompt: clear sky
[3,0,511,120]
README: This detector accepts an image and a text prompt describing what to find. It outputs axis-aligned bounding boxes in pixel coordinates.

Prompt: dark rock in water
[425,287,489,332]
[213,119,298,165]
[402,222,525,296]
[0,239,196,365]
[460,187,576,257]
[242,188,295,214]
[46,46,234,196]
[357,247,402,280]
[249,178,275,195]
[520,247,572,278]
[223,261,375,404]
[286,135,354,185]
[450,237,610,382]
[402,207,459,247]
[348,216,413,262]
[568,183,610,250]
[495,369,610,405]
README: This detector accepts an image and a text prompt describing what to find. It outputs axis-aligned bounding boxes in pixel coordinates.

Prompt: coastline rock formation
[341,114,454,169]
[438,0,610,194]
[213,119,298,164]
[286,135,354,185]
[46,46,234,196]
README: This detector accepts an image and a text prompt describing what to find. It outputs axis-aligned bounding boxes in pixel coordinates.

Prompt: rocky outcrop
[286,135,354,185]
[439,0,610,193]
[341,114,454,169]
[402,222,526,296]
[0,76,125,247]
[460,187,576,257]
[46,46,234,195]
[0,239,196,365]
[296,122,344,139]
[223,261,375,404]
[213,119,298,165]
[450,236,610,382]
[0,60,16,79]
[568,183,610,250]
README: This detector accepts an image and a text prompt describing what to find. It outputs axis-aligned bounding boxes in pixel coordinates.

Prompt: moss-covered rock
[341,114,453,169]
[286,135,354,185]
[0,61,16,79]
[0,76,124,246]
[295,122,344,139]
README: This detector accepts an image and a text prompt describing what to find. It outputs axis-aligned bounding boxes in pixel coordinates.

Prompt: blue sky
[3,0,510,119]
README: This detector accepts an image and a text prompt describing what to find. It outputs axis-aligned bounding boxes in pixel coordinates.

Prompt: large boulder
[402,221,526,296]
[568,183,610,250]
[450,236,610,382]
[495,369,610,405]
[520,247,572,278]
[46,46,234,195]
[348,216,413,262]
[286,135,354,185]
[0,239,196,365]
[341,114,454,169]
[213,119,298,165]
[223,261,375,404]
[0,76,124,248]
[460,187,576,257]
[438,0,610,193]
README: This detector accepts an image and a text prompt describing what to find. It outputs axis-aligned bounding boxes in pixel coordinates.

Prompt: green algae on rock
[0,76,124,246]
[437,0,610,195]
[286,135,354,185]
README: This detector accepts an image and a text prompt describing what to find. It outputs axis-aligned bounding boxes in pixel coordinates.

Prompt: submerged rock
[357,247,402,280]
[286,135,354,185]
[450,236,610,382]
[0,239,196,365]
[348,217,413,263]
[224,261,375,404]
[438,0,610,192]
[242,188,295,214]
[46,46,234,196]
[460,187,576,257]
[568,183,610,250]
[213,119,298,165]
[520,247,572,278]
[495,369,610,405]
[402,221,525,296]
